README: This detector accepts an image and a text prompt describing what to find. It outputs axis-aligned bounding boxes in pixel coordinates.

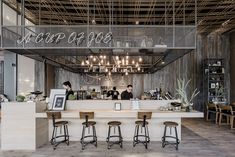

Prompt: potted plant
[16,95,25,102]
[176,78,200,112]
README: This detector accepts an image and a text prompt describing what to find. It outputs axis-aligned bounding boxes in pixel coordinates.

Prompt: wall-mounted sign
[17,31,113,47]
[2,25,196,49]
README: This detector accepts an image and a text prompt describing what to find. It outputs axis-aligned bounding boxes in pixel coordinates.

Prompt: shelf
[208,65,222,67]
[203,59,227,104]
[208,87,227,89]
[209,96,226,98]
[207,73,224,75]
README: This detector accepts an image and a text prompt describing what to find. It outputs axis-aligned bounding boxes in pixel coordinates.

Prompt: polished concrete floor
[1,118,235,157]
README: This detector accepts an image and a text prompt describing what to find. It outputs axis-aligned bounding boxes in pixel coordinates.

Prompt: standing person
[121,85,133,100]
[63,81,74,100]
[107,87,120,100]
[90,89,97,99]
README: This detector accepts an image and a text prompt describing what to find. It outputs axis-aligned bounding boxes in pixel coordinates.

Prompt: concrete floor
[1,118,235,157]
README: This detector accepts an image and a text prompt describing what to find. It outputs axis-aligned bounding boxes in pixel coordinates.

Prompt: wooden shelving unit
[203,59,227,104]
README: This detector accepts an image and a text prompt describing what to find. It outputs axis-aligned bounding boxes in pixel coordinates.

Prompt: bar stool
[46,111,69,150]
[80,112,97,150]
[133,112,152,149]
[162,121,179,150]
[106,121,123,149]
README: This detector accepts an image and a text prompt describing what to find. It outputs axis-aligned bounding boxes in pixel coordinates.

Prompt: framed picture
[52,94,66,111]
[114,102,121,111]
[211,83,215,89]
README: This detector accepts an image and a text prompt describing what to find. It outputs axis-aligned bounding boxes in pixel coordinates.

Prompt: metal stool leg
[144,125,148,149]
[50,127,55,145]
[133,125,139,147]
[107,126,111,149]
[65,125,69,145]
[162,125,167,148]
[93,125,97,147]
[174,127,179,150]
[81,125,86,150]
[118,126,123,148]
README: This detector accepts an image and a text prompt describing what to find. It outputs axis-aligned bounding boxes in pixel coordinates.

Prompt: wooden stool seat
[82,121,96,126]
[135,120,149,125]
[108,121,121,126]
[54,121,68,127]
[163,121,178,127]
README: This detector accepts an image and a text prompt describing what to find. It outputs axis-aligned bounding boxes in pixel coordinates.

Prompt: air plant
[176,78,200,107]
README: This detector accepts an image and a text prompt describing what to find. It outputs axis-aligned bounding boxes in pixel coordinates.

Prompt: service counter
[1,100,203,150]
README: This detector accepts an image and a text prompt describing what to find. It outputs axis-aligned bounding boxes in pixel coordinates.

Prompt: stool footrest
[162,135,179,140]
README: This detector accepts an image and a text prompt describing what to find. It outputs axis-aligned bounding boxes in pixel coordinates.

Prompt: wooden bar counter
[1,100,203,150]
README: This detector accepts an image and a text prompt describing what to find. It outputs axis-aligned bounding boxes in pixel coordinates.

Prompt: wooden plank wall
[230,31,235,102]
[152,33,230,111]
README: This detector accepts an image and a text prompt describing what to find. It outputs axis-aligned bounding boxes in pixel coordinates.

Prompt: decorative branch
[176,78,200,106]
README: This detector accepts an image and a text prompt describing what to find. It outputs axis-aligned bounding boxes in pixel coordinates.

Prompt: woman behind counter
[63,81,74,100]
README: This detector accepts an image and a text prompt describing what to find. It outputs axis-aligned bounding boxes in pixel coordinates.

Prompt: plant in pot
[176,78,200,112]
[16,95,25,102]
[68,94,76,100]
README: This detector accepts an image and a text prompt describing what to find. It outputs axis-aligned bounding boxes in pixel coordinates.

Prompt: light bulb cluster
[81,55,144,74]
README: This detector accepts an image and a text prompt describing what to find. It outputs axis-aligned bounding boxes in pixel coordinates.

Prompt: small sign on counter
[114,102,121,111]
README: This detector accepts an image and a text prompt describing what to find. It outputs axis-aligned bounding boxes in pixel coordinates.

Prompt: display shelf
[203,59,227,104]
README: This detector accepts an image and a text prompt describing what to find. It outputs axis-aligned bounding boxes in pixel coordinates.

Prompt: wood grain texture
[152,33,230,111]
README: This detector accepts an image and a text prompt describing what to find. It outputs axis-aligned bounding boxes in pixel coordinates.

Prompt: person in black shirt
[121,85,133,100]
[63,81,74,100]
[107,87,120,100]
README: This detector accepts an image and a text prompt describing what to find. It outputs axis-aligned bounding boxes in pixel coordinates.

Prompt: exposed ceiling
[4,0,235,33]
[2,0,235,74]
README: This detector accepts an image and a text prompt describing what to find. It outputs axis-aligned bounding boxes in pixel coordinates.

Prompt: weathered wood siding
[152,33,230,111]
[230,31,235,102]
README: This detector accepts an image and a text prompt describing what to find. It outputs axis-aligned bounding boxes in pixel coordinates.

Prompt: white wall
[17,55,35,95]
[3,3,17,26]
[4,51,17,101]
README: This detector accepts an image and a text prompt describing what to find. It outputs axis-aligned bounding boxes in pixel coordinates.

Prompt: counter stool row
[46,111,180,150]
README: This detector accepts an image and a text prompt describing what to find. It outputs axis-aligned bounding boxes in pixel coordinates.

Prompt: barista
[107,87,119,100]
[121,85,133,100]
[63,81,74,100]
[91,89,97,99]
